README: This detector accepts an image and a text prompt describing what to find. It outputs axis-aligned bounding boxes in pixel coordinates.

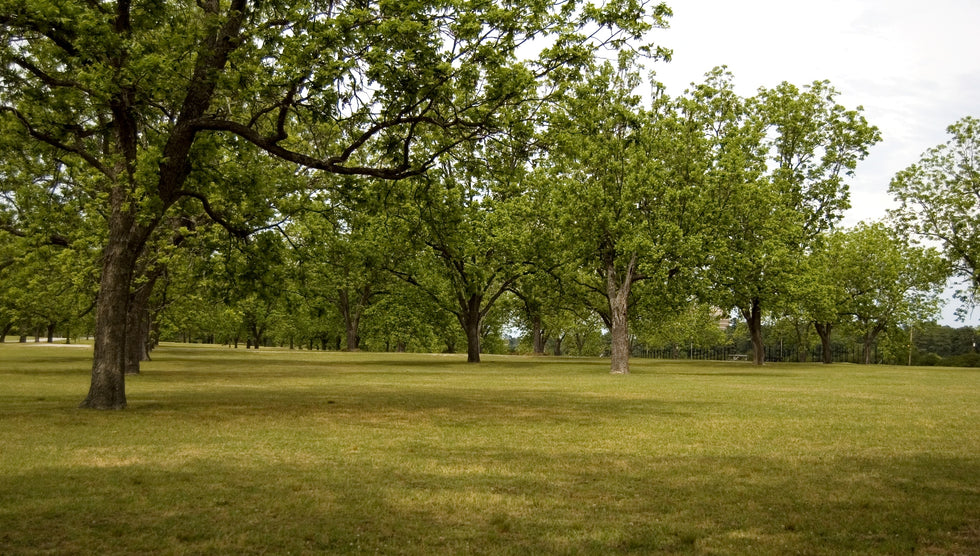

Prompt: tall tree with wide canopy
[709,78,880,365]
[545,63,659,374]
[0,0,659,408]
[889,116,980,314]
[546,65,742,374]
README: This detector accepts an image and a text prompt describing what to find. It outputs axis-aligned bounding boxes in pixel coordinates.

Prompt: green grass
[1,343,978,555]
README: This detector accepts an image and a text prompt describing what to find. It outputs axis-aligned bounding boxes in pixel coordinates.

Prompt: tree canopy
[890,116,980,314]
[2,3,974,409]
[1,0,667,407]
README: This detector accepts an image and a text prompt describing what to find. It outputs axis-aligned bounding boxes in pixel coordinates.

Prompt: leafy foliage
[890,116,980,314]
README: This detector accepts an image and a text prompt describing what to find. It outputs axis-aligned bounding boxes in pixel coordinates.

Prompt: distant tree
[829,222,947,364]
[286,182,397,352]
[361,278,449,353]
[635,303,729,358]
[504,174,567,356]
[709,77,880,365]
[800,234,858,364]
[0,145,97,342]
[889,116,980,314]
[388,125,540,363]
[913,323,977,358]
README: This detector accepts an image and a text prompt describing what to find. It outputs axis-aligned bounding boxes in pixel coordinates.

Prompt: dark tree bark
[862,322,886,364]
[250,322,263,349]
[741,297,765,366]
[81,207,144,409]
[553,333,564,356]
[338,285,371,351]
[814,322,833,364]
[457,293,483,363]
[125,271,158,374]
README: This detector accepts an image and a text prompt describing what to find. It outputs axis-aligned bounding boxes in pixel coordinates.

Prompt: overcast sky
[645,0,980,326]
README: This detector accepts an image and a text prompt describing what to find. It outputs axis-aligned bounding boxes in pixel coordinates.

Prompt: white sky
[646,0,980,326]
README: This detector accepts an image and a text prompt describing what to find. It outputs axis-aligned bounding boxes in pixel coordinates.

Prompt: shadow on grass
[682,371,796,378]
[123,384,708,425]
[0,450,976,555]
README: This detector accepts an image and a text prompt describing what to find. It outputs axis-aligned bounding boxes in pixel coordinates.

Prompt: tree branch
[0,14,80,56]
[0,107,109,176]
[0,222,70,247]
[11,57,89,91]
[173,190,249,239]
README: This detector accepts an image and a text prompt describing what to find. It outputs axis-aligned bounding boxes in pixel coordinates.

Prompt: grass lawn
[1,343,978,555]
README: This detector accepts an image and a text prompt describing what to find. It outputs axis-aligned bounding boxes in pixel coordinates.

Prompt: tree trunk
[338,290,358,351]
[345,326,360,352]
[814,322,833,364]
[608,294,630,373]
[458,294,483,363]
[81,210,142,409]
[793,323,808,363]
[553,333,564,356]
[252,323,262,349]
[465,319,481,362]
[339,286,371,352]
[606,255,636,374]
[741,298,765,366]
[124,304,143,375]
[862,323,885,364]
[125,273,157,374]
[531,314,546,355]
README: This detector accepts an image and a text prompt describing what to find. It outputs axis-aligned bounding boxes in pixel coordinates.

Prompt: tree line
[1,1,977,409]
